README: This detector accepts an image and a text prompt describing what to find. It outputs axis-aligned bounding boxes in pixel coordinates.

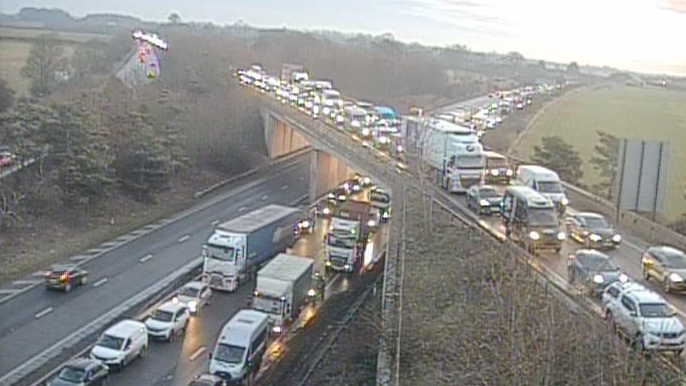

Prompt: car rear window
[578,253,616,271]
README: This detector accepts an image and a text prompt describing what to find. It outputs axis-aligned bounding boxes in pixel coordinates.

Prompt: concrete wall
[309,150,355,202]
[264,111,309,159]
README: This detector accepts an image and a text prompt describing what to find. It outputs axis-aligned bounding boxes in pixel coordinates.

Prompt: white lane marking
[299,176,305,181]
[13,280,41,286]
[93,278,108,287]
[261,195,269,200]
[139,254,153,263]
[31,271,46,277]
[178,235,190,243]
[0,289,19,295]
[281,185,289,190]
[35,307,53,319]
[624,240,643,253]
[325,274,342,295]
[189,346,206,361]
[211,220,220,226]
[239,206,247,212]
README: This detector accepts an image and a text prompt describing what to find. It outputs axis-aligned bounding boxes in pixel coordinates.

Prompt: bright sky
[2,0,685,76]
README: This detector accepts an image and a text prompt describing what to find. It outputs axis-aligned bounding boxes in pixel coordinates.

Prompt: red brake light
[60,273,69,282]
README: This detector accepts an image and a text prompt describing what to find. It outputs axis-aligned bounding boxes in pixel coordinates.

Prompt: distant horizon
[1,0,685,77]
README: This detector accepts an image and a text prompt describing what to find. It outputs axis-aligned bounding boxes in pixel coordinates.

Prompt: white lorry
[251,253,314,336]
[420,117,486,193]
[202,205,309,292]
[325,200,372,273]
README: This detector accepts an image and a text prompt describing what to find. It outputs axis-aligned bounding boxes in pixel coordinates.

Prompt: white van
[90,319,148,370]
[516,165,569,214]
[209,309,269,384]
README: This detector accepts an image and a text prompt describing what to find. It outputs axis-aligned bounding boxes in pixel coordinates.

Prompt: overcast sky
[2,0,685,76]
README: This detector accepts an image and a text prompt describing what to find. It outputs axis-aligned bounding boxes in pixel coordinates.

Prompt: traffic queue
[234,62,686,357]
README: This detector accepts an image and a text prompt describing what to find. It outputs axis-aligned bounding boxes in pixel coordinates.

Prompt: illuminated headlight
[379,136,389,144]
[352,120,361,128]
[589,234,602,242]
[618,273,628,283]
[529,231,540,240]
[353,184,361,191]
[325,260,332,267]
[592,274,604,284]
[307,289,316,297]
[328,193,335,199]
[561,197,569,206]
[305,101,314,108]
[367,219,377,227]
[338,195,347,201]
[301,220,310,228]
[396,145,404,152]
[363,177,371,185]
[361,128,371,136]
[323,107,331,115]
[336,115,345,123]
[382,211,390,219]
[188,300,198,313]
[272,325,282,334]
[479,199,490,206]
[670,273,684,282]
[322,207,331,215]
[171,296,179,304]
[506,169,513,176]
[490,169,499,176]
[612,234,622,242]
[343,182,350,190]
[344,264,351,270]
[557,231,566,240]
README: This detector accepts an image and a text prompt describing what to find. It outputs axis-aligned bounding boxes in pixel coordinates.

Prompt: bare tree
[21,33,67,97]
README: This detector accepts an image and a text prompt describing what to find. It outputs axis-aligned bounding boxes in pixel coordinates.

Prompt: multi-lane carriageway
[250,81,686,358]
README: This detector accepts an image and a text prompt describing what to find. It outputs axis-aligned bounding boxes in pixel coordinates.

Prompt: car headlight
[301,220,310,228]
[396,145,404,152]
[670,273,684,282]
[589,234,602,242]
[323,107,331,115]
[379,136,389,144]
[336,116,344,123]
[506,169,513,176]
[352,120,361,128]
[325,260,331,266]
[272,325,282,334]
[322,207,331,215]
[561,197,569,206]
[367,219,377,227]
[490,169,499,176]
[612,234,621,242]
[338,195,347,201]
[307,289,316,297]
[353,184,361,191]
[382,211,390,218]
[557,231,566,240]
[188,300,198,313]
[361,128,370,136]
[363,177,371,185]
[529,231,540,240]
[592,274,604,284]
[479,199,490,206]
[618,273,628,283]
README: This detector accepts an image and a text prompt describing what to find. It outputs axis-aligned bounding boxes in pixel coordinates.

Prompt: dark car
[566,212,621,249]
[189,373,228,386]
[466,185,502,215]
[642,246,686,293]
[45,264,88,292]
[567,249,627,296]
[47,358,108,386]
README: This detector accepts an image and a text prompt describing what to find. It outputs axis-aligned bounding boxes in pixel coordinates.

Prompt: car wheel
[64,283,72,293]
[636,333,646,352]
[168,329,176,342]
[139,345,147,358]
[642,269,650,280]
[102,375,109,385]
[664,279,672,293]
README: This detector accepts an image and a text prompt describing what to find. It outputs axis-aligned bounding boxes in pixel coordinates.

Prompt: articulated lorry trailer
[251,253,314,336]
[202,204,310,292]
[325,199,372,273]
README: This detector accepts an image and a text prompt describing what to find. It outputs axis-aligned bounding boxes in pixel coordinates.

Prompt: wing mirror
[629,310,637,317]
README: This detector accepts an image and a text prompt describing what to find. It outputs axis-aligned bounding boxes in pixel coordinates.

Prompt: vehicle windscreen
[479,188,500,198]
[253,296,283,315]
[213,343,245,365]
[583,216,609,229]
[578,253,616,271]
[528,208,559,227]
[97,334,124,350]
[327,234,356,249]
[537,181,563,193]
[205,244,235,262]
[151,309,174,322]
[179,286,200,297]
[639,303,673,318]
[58,366,86,382]
[663,253,686,269]
[456,155,485,169]
[487,158,508,168]
[371,193,390,203]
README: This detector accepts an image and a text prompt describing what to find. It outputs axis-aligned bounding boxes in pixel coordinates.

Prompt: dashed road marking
[35,307,53,319]
[93,278,108,287]
[69,255,89,262]
[189,346,206,361]
[261,195,269,200]
[12,280,41,286]
[0,289,19,295]
[281,185,289,190]
[239,206,247,212]
[178,235,190,243]
[211,220,220,226]
[139,254,153,263]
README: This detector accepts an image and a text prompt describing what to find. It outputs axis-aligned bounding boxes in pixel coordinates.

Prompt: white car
[175,281,211,314]
[144,301,190,342]
[90,320,148,370]
[602,281,685,353]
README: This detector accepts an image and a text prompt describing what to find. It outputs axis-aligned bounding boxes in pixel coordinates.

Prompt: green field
[0,27,113,42]
[515,85,686,222]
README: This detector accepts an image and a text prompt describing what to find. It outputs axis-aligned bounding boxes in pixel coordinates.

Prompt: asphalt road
[100,193,388,386]
[0,156,310,377]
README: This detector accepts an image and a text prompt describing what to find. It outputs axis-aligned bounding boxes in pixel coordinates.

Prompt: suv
[602,281,685,353]
[642,246,686,293]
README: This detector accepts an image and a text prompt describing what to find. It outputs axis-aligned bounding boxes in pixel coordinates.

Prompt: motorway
[102,202,388,386]
[0,155,310,380]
